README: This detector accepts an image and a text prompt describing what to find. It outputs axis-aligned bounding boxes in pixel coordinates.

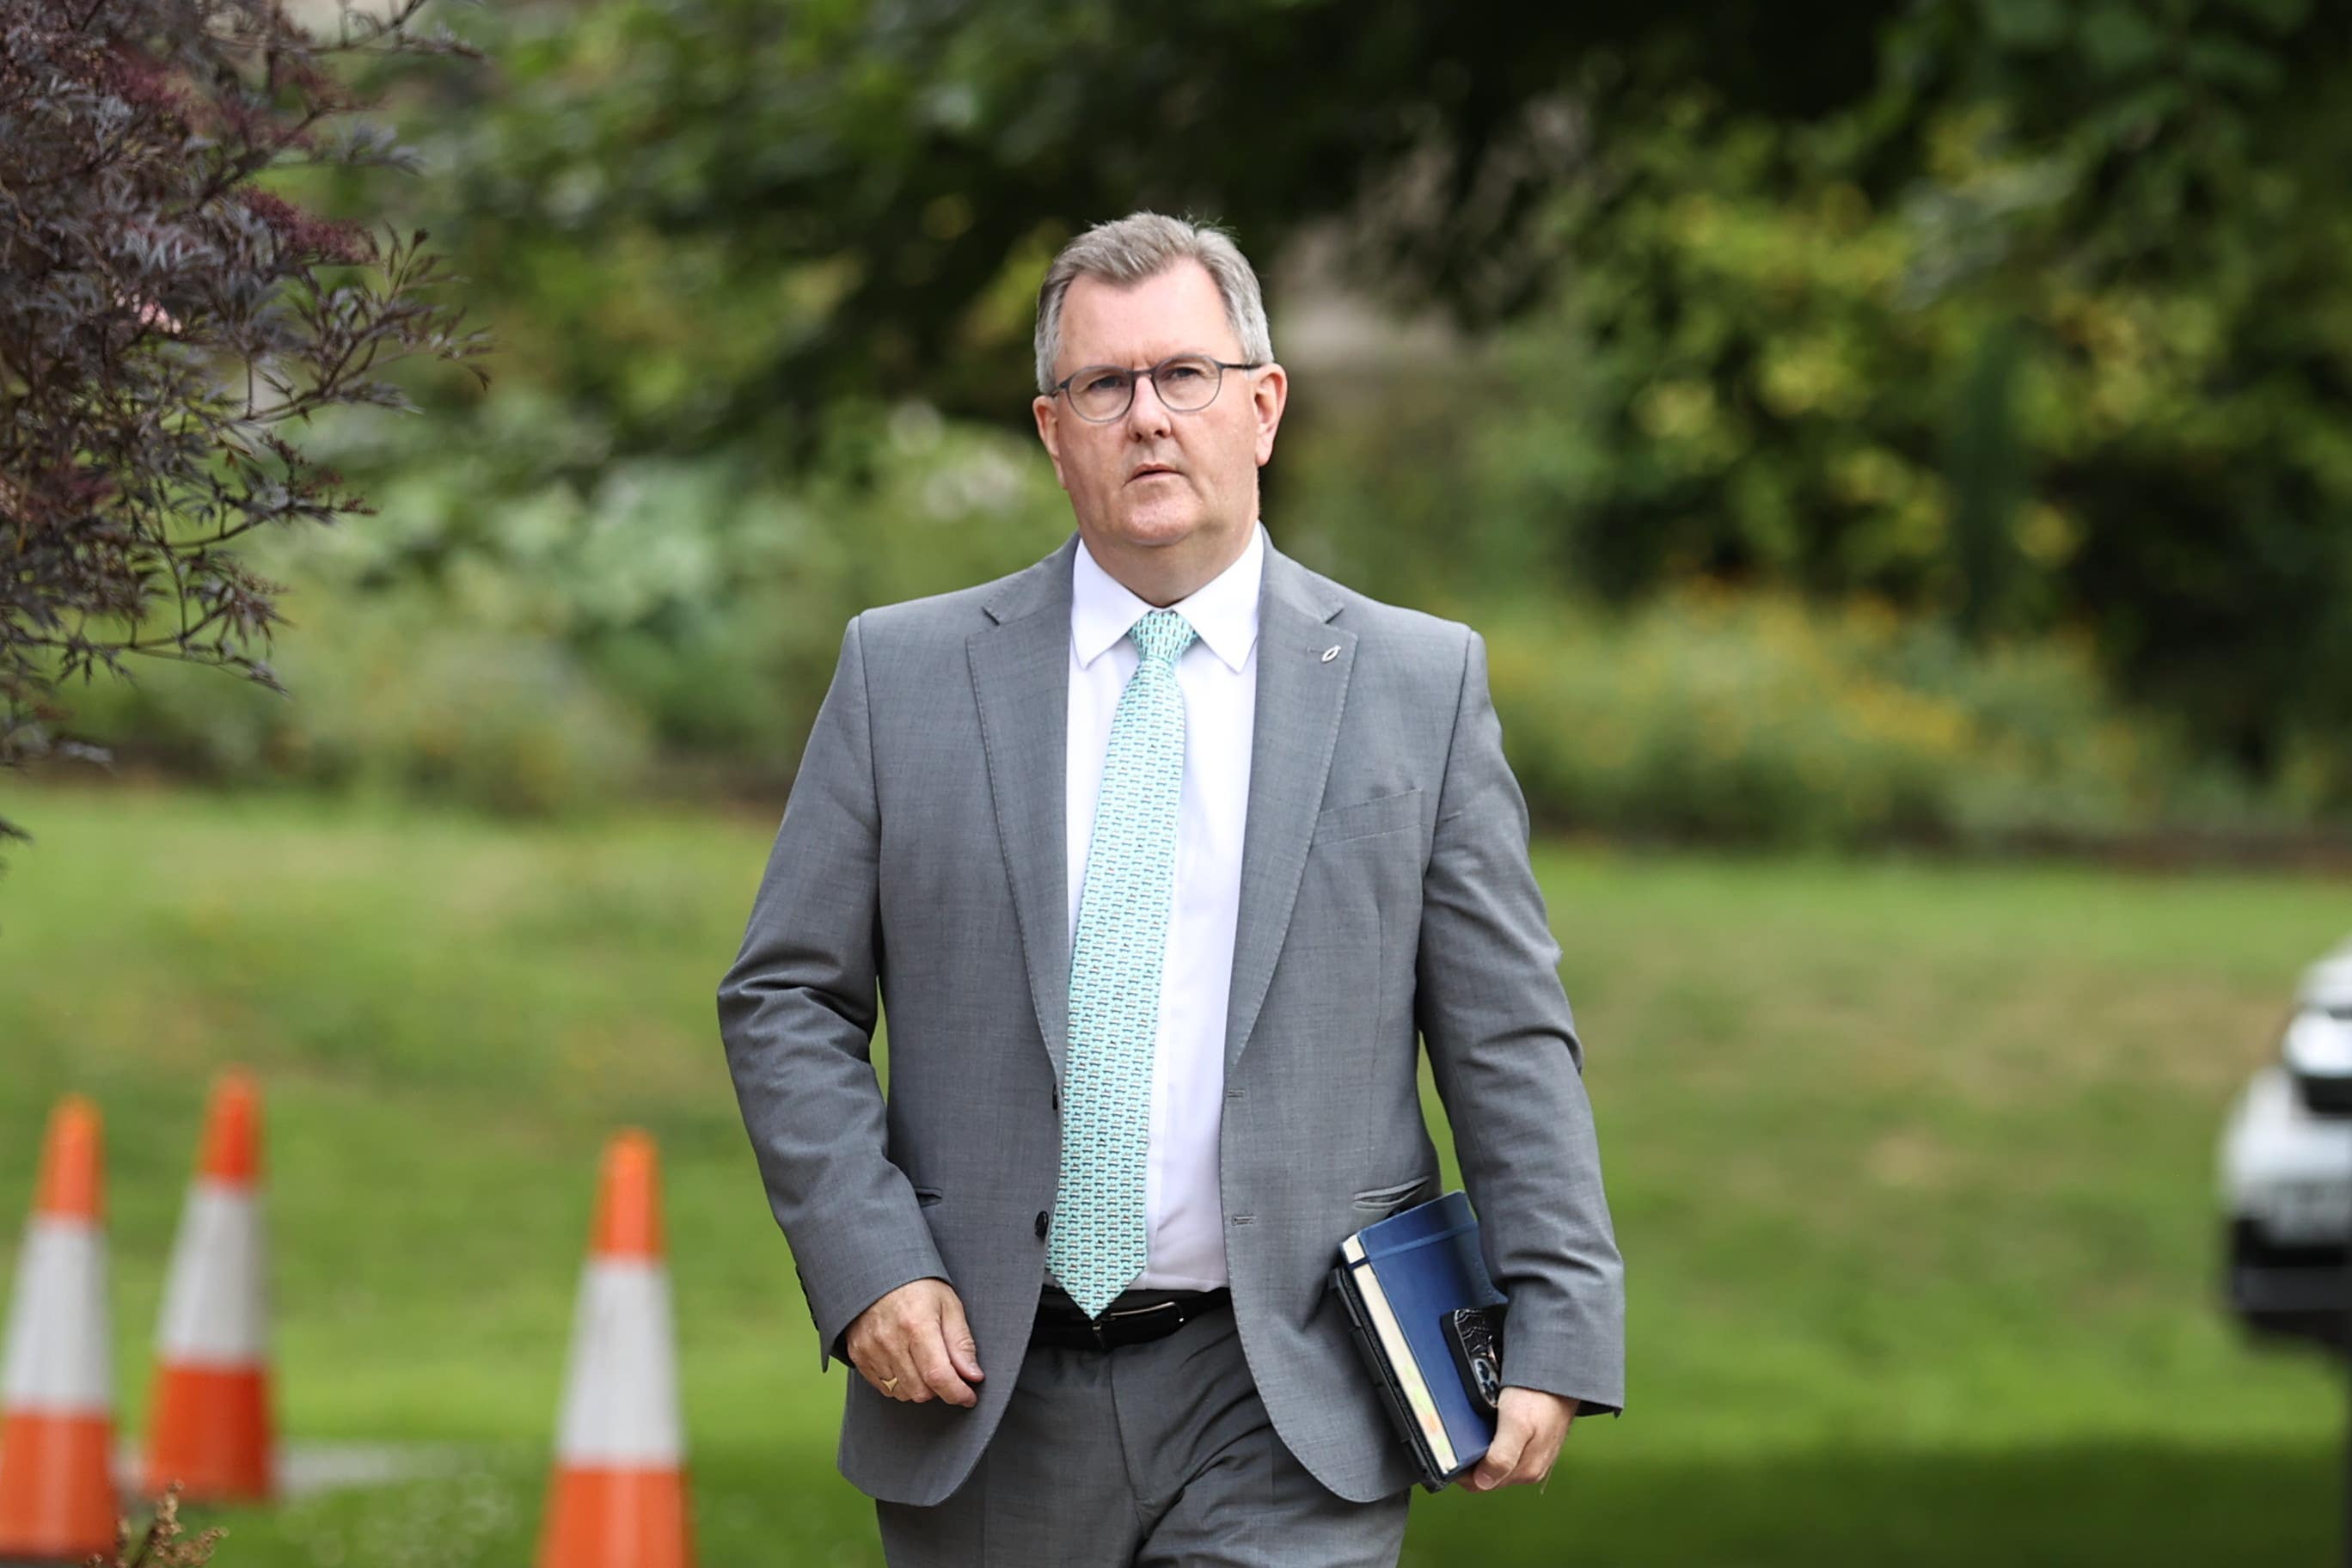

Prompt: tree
[1484,0,2352,795]
[400,0,1891,457]
[410,0,2352,800]
[0,0,493,847]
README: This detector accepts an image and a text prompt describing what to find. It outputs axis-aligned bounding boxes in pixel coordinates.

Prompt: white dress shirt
[1065,518,1265,1291]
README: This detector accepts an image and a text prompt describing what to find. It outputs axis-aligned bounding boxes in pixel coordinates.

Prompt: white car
[2220,935,2352,1347]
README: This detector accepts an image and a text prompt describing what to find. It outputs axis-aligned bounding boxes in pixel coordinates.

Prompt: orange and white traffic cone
[534,1130,695,1568]
[143,1069,278,1504]
[0,1095,119,1565]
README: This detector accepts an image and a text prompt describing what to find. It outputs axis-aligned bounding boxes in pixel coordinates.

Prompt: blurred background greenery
[45,0,2352,848]
[9,0,2352,1563]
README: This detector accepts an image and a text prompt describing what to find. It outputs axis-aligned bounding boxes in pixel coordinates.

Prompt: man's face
[1031,259,1287,562]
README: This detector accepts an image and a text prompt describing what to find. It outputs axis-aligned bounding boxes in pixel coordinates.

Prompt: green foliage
[1273,0,2352,811]
[55,389,1072,809]
[1492,0,2352,793]
[377,0,1891,450]
[55,365,2317,845]
[158,0,2347,836]
[1478,585,2259,850]
[0,0,490,846]
[62,591,652,818]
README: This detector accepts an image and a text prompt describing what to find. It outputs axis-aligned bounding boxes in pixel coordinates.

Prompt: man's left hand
[1463,1387,1577,1492]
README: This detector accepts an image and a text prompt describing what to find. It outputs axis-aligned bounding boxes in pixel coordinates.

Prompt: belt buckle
[1109,1298,1180,1345]
[1091,1297,1176,1348]
[1105,1298,1177,1320]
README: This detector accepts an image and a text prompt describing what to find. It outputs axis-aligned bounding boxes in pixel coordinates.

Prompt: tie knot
[1130,609,1197,670]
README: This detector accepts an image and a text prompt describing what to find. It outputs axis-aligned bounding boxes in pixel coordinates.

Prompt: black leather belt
[1032,1284,1232,1351]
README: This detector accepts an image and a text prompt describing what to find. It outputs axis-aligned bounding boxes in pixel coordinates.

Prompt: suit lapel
[1225,544,1353,1075]
[970,534,1080,1084]
[968,528,1353,1088]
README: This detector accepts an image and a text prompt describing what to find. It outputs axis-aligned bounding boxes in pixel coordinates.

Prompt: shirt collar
[1072,518,1265,675]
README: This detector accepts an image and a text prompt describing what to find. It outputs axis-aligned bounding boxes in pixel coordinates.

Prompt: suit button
[1034,1210,1049,1240]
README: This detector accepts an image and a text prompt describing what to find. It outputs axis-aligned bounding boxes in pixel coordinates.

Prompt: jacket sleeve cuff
[802,1235,952,1373]
[1498,1332,1624,1418]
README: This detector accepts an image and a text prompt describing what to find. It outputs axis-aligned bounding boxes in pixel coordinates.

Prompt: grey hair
[1033,211,1274,395]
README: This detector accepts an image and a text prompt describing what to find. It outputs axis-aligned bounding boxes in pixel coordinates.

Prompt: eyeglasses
[1050,353,1265,423]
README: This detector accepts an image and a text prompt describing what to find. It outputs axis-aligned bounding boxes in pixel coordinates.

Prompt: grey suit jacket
[717,527,1624,1506]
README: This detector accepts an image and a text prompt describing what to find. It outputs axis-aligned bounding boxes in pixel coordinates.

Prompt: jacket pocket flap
[1351,1173,1434,1210]
[1311,787,1422,848]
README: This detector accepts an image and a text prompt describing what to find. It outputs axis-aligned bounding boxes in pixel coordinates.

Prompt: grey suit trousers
[875,1299,1412,1567]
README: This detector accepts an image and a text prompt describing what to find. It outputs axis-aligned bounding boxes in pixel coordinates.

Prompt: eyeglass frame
[1047,352,1268,424]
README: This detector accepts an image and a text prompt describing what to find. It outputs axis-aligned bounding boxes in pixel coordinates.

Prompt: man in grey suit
[717,211,1623,1567]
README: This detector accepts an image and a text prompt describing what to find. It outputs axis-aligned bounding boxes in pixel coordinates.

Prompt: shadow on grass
[1408,1438,2339,1566]
[163,1436,2335,1566]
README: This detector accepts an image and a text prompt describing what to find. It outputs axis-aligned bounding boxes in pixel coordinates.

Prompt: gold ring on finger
[881,1375,899,1394]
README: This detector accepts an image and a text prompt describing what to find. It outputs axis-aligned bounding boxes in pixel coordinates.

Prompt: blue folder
[1329,1189,1508,1491]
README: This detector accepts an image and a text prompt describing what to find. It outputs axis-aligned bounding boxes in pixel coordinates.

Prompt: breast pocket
[1308,787,1423,850]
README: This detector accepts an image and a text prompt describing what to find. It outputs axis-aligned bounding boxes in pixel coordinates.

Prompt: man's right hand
[844,1277,985,1407]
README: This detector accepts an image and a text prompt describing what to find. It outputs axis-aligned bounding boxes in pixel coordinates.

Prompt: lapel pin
[1321,645,1340,663]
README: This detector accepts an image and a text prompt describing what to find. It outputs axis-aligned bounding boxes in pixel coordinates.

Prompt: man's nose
[1124,371,1175,435]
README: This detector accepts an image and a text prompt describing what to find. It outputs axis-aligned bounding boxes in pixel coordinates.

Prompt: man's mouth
[1130,464,1179,483]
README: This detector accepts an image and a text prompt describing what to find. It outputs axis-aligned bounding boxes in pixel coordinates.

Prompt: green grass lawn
[2,781,2343,1565]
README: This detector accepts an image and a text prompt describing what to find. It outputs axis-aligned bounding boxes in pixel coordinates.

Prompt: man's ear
[1032,394,1071,491]
[1249,362,1289,468]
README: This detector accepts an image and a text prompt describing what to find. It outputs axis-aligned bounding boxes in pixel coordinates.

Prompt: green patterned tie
[1047,606,1197,1318]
